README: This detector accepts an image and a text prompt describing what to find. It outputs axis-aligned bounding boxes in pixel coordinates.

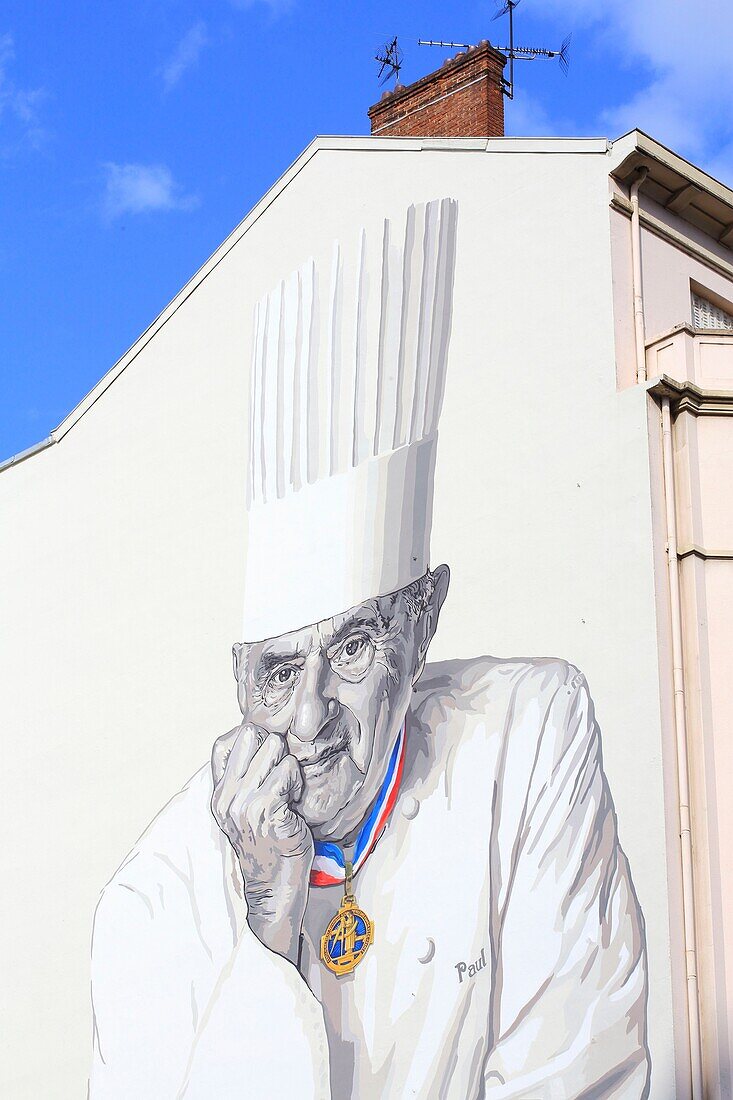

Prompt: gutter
[630,166,649,383]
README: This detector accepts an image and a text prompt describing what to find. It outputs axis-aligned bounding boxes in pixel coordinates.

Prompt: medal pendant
[319,860,373,975]
[320,895,373,975]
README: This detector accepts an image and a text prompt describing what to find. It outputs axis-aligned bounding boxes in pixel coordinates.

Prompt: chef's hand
[211,723,313,964]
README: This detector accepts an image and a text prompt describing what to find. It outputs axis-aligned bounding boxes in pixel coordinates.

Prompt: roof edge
[610,128,733,207]
[0,435,55,475]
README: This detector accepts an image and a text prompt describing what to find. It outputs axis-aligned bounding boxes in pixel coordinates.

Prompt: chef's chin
[297,751,362,830]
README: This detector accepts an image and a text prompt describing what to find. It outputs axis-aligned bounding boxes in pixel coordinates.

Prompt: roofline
[0,435,55,473]
[610,128,733,208]
[0,132,624,476]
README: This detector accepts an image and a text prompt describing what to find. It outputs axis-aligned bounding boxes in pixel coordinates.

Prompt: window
[692,291,733,330]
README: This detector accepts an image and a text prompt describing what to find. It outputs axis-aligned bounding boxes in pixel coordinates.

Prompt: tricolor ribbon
[310,723,407,887]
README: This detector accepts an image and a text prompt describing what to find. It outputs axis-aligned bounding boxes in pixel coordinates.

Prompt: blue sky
[2,0,732,462]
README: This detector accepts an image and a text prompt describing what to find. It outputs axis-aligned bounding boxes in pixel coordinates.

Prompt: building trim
[648,374,733,417]
[487,136,608,155]
[610,129,733,232]
[678,544,733,561]
[611,193,733,283]
[0,435,56,473]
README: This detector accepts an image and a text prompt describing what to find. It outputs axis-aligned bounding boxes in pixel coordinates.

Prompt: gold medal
[320,861,373,975]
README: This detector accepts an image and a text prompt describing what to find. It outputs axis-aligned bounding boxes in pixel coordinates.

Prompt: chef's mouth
[290,715,353,768]
[298,739,350,774]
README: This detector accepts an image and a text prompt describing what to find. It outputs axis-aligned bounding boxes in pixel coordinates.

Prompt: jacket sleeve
[89,853,330,1099]
[483,665,651,1099]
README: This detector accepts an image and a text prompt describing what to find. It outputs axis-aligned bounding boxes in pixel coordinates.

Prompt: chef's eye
[263,665,300,706]
[330,634,374,680]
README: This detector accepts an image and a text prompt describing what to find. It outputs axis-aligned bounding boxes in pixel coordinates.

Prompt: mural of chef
[89,198,650,1099]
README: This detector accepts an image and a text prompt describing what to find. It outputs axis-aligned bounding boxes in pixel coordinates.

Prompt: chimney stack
[368,42,506,139]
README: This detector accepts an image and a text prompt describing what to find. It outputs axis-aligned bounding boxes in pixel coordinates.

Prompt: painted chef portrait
[90,199,650,1099]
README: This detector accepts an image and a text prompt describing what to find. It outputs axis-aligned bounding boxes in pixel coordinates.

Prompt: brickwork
[368,42,506,139]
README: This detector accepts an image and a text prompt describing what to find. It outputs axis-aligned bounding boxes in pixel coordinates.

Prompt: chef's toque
[242,197,458,642]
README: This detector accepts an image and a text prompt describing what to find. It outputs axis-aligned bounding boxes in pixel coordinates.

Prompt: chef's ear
[232,643,245,683]
[413,564,450,684]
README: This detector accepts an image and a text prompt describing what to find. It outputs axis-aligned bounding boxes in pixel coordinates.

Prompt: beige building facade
[611,131,733,1098]
[0,129,732,1097]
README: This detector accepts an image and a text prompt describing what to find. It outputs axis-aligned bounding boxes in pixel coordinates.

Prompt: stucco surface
[0,140,676,1096]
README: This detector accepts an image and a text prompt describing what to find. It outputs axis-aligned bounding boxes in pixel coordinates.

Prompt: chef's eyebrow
[254,647,305,685]
[327,609,390,649]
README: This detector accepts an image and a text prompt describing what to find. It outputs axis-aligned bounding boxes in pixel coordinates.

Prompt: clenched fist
[211,723,314,963]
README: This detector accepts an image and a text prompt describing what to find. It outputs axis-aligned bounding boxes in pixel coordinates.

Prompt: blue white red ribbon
[310,723,407,887]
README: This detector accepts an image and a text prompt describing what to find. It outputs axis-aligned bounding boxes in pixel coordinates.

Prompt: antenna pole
[507,0,515,99]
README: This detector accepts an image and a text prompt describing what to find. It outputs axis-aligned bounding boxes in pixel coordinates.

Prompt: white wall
[0,138,677,1096]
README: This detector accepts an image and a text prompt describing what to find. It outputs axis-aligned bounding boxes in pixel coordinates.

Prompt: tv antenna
[491,1,570,99]
[375,37,403,87]
[418,2,571,101]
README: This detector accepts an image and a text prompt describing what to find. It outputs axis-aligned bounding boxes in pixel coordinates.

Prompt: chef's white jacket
[90,657,650,1098]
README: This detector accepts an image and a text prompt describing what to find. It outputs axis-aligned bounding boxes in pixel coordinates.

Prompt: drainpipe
[661,396,704,1100]
[630,166,649,384]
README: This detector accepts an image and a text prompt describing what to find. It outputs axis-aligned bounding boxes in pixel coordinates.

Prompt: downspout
[661,396,704,1100]
[630,166,649,383]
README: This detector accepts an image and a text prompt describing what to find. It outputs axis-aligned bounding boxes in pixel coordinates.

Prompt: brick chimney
[368,41,506,138]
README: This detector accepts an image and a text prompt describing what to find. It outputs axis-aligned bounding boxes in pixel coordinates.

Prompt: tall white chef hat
[242,197,458,642]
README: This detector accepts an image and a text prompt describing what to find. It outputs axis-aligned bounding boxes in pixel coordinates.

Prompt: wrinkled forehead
[245,589,404,668]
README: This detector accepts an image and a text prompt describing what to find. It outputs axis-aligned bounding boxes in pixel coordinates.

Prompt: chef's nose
[290,656,338,742]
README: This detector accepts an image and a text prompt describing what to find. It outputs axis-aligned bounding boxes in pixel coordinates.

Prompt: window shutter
[692,292,733,330]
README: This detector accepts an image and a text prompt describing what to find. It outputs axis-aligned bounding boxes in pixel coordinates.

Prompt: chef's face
[234,566,449,842]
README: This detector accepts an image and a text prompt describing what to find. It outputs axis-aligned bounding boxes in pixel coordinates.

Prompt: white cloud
[102,163,199,218]
[0,32,47,150]
[161,21,209,92]
[532,0,733,185]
